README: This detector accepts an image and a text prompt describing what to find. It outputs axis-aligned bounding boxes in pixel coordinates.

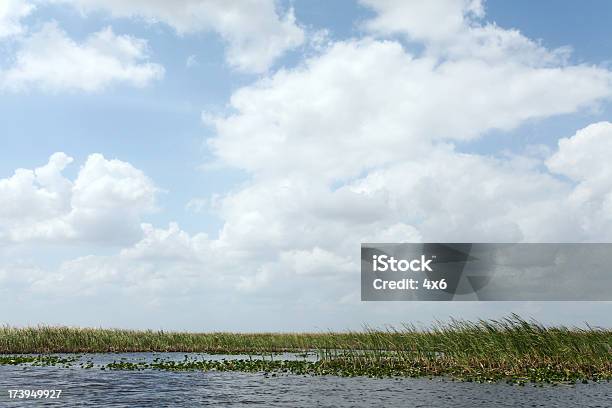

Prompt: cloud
[199,1,612,295]
[10,222,217,298]
[4,119,612,327]
[51,0,304,73]
[185,54,198,68]
[0,152,73,225]
[361,0,484,43]
[546,121,612,228]
[360,0,571,65]
[0,152,158,244]
[185,197,209,213]
[0,22,164,91]
[208,38,611,182]
[347,148,582,243]
[9,118,612,302]
[547,122,612,185]
[0,0,34,38]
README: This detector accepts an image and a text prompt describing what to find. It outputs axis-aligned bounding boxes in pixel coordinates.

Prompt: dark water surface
[0,353,609,407]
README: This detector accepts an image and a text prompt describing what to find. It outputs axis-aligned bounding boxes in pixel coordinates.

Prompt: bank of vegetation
[1,315,610,384]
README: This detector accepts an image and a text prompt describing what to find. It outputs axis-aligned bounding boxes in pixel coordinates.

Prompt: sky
[1,0,611,331]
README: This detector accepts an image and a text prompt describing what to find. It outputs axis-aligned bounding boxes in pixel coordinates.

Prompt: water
[0,353,609,407]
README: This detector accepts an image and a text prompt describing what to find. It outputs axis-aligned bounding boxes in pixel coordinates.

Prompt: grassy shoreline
[1,316,610,384]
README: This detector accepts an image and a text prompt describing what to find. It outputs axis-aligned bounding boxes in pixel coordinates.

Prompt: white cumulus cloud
[208,40,611,181]
[0,152,158,244]
[0,22,164,91]
[0,0,34,38]
[199,1,612,294]
[360,0,571,65]
[547,122,612,228]
[50,0,304,73]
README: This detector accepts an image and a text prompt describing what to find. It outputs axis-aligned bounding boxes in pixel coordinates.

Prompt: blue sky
[1,0,611,330]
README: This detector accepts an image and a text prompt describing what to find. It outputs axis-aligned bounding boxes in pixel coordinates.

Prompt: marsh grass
[1,315,610,383]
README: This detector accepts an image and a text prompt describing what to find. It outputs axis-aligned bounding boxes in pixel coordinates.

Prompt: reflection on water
[0,353,609,407]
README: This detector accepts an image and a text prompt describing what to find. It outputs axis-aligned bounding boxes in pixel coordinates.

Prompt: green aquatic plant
[0,354,77,366]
